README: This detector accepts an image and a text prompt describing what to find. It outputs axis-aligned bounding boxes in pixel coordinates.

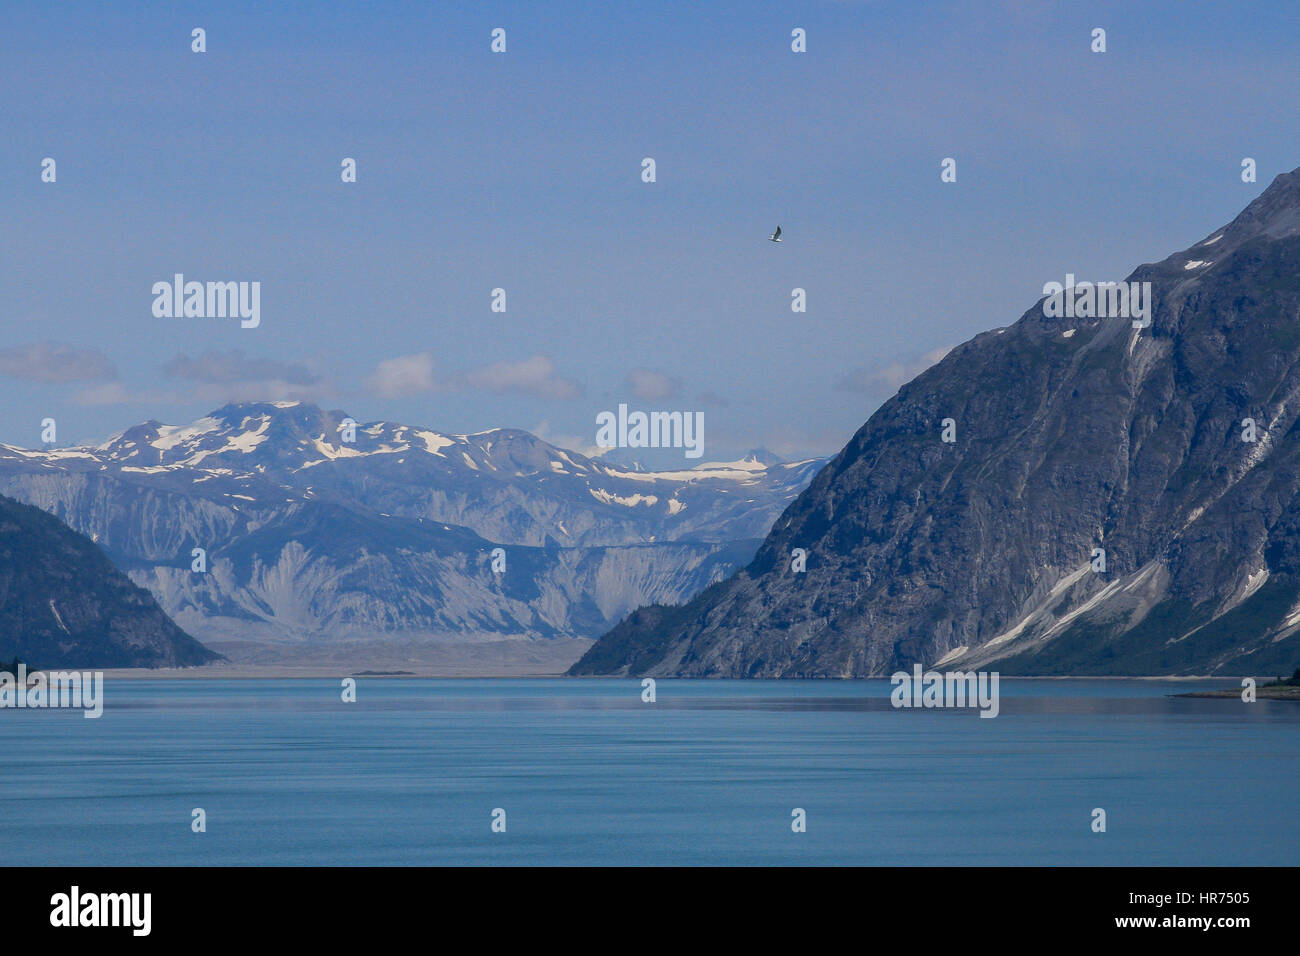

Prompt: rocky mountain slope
[0,404,820,654]
[572,168,1300,677]
[0,494,218,668]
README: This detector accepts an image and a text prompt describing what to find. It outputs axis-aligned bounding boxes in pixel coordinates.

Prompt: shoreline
[1175,685,1300,700]
[86,667,1256,681]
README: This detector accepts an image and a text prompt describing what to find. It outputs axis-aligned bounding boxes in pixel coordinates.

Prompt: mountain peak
[1232,166,1300,238]
[206,400,325,422]
[1176,165,1300,261]
[741,448,783,466]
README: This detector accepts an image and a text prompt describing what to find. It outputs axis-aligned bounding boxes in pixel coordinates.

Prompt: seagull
[768,225,783,242]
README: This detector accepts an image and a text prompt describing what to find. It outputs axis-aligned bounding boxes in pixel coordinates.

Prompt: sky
[2,0,1299,463]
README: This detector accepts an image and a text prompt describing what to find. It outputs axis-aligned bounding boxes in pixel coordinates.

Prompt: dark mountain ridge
[0,493,218,668]
[573,168,1300,677]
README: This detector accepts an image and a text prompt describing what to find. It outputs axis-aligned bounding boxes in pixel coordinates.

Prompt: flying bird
[768,226,783,242]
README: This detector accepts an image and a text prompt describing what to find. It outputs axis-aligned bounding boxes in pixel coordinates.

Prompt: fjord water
[2,679,1296,866]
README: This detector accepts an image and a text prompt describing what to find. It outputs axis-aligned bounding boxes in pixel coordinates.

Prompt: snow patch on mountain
[589,489,659,508]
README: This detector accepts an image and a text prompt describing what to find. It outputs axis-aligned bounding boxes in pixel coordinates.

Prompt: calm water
[1,678,1296,866]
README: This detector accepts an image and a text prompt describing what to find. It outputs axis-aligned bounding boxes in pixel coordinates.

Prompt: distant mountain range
[573,168,1300,677]
[0,494,217,668]
[0,402,822,658]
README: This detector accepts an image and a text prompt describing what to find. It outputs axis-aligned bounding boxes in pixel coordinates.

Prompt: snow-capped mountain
[0,402,822,657]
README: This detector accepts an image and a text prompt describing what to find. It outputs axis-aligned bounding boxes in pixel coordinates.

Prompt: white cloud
[624,367,682,401]
[74,382,149,406]
[530,420,609,459]
[75,350,335,406]
[164,349,318,386]
[0,342,117,383]
[834,346,952,395]
[457,355,583,400]
[364,352,583,401]
[366,352,436,398]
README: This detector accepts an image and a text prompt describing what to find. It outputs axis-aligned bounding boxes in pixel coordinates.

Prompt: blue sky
[2,0,1298,460]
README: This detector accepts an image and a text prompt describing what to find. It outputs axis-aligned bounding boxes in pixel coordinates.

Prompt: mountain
[572,168,1300,678]
[0,493,218,668]
[0,403,821,657]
